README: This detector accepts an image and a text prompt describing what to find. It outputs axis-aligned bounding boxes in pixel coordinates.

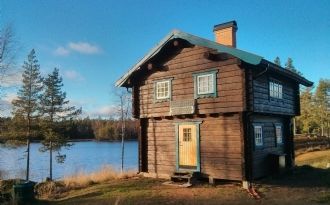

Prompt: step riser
[170,171,201,185]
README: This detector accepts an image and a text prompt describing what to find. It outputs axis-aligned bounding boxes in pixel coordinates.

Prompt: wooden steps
[169,171,201,186]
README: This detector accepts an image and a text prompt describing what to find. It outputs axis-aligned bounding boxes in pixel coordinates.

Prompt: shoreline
[0,138,138,144]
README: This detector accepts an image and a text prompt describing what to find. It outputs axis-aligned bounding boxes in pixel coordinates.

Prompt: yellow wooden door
[179,124,197,168]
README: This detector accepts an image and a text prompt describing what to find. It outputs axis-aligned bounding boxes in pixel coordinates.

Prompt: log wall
[247,68,299,116]
[144,113,244,180]
[135,45,245,118]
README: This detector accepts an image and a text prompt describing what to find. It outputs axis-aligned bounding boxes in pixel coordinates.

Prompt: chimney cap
[213,21,237,32]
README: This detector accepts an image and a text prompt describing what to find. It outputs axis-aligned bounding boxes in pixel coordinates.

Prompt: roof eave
[261,60,313,87]
[115,30,264,87]
[115,30,180,87]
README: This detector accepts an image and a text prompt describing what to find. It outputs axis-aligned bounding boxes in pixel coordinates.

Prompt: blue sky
[1,0,329,118]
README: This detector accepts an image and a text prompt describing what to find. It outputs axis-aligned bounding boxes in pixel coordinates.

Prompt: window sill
[154,98,170,103]
[195,93,217,99]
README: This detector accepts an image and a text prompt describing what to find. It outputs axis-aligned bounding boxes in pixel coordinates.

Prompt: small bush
[35,181,66,199]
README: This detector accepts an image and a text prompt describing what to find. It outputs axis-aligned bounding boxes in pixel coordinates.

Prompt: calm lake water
[0,141,138,182]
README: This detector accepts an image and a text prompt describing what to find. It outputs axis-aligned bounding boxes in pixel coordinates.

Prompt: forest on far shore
[0,117,139,142]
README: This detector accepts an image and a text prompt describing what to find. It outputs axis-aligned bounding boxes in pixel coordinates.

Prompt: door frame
[175,121,202,172]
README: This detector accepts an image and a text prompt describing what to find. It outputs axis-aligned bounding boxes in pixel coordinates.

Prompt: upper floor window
[269,81,283,99]
[254,125,263,147]
[275,124,283,145]
[198,74,214,94]
[193,69,218,99]
[154,79,172,101]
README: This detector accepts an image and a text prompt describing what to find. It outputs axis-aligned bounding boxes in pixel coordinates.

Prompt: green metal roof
[115,30,263,87]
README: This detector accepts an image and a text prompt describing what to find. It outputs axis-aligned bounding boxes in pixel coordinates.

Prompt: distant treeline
[0,117,139,141]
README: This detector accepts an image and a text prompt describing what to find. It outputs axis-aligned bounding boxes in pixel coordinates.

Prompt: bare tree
[114,87,132,173]
[0,24,18,113]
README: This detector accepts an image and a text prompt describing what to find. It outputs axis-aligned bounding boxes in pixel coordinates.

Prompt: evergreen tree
[11,49,43,180]
[274,56,281,66]
[39,68,81,180]
[314,79,330,136]
[285,57,303,76]
[296,87,317,134]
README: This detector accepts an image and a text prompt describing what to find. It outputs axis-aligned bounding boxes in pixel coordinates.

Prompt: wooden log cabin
[115,21,313,183]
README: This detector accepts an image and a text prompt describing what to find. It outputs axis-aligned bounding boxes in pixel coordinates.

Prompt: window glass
[254,125,263,146]
[197,74,214,95]
[270,81,283,99]
[183,128,192,141]
[156,80,170,99]
[275,125,283,144]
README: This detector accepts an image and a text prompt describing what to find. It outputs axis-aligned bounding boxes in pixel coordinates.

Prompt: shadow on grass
[33,178,162,205]
[258,165,330,188]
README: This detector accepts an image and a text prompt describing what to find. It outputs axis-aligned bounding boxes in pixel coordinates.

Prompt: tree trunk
[50,141,53,180]
[26,139,30,181]
[121,127,124,173]
[26,117,31,181]
[121,96,125,174]
[321,124,324,136]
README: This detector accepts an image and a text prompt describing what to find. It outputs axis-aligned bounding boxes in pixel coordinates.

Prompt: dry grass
[63,166,136,189]
[296,150,330,169]
[35,166,137,199]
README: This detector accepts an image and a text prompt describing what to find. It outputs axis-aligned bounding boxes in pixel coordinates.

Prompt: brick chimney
[213,21,237,47]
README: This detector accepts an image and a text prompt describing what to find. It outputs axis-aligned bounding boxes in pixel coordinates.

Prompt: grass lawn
[4,150,330,205]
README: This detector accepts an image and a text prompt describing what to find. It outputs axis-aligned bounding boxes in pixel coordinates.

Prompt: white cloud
[0,71,22,87]
[4,92,18,103]
[53,41,101,56]
[87,105,119,118]
[63,70,85,81]
[53,46,70,56]
[0,92,17,117]
[68,42,101,54]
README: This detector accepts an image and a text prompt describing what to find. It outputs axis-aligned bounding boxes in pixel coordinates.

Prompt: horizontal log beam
[204,51,234,61]
[147,63,169,71]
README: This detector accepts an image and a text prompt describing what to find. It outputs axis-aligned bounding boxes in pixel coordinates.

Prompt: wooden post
[293,118,296,136]
[209,177,215,185]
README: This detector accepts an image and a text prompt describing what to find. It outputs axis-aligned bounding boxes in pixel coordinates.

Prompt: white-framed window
[275,125,283,144]
[197,74,214,95]
[254,125,263,147]
[269,81,283,99]
[193,69,218,99]
[155,80,170,100]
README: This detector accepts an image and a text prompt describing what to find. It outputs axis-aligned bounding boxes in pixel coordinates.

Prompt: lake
[0,141,138,182]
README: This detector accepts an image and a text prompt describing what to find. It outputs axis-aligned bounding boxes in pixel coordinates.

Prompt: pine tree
[314,79,330,136]
[11,49,43,180]
[274,56,281,66]
[39,68,81,180]
[285,58,303,76]
[296,87,317,134]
